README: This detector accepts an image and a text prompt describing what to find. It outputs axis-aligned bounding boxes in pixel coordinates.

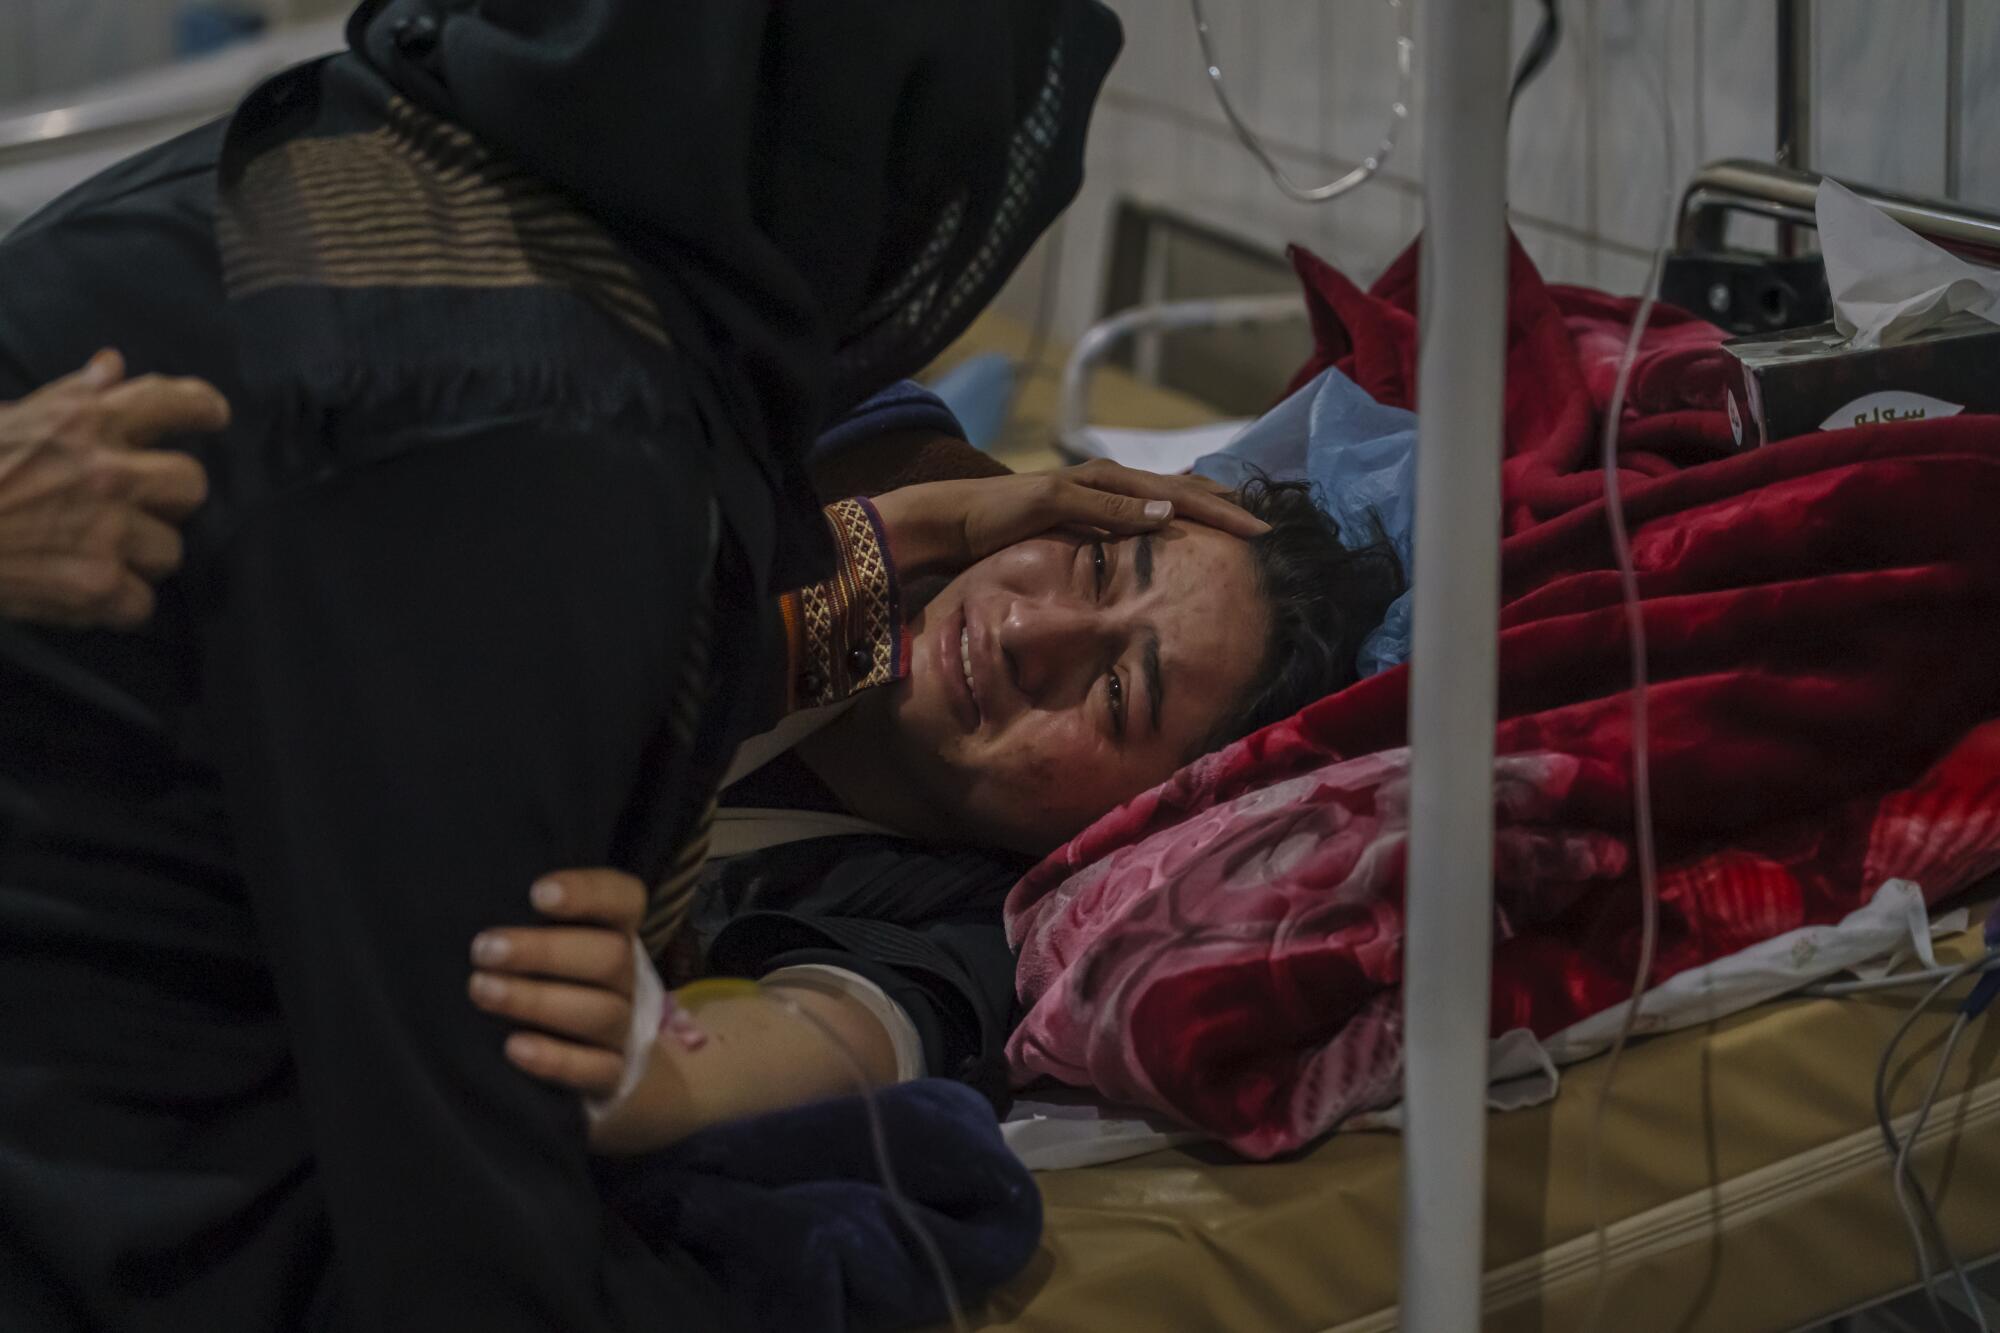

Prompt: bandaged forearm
[760,963,925,1083]
[584,958,914,1156]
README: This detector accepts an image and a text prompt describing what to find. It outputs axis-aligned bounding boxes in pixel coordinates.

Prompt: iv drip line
[1188,0,1412,205]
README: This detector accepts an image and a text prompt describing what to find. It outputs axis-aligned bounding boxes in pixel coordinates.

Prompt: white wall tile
[1031,176,1118,342]
[1098,99,1184,206]
[1595,247,1656,297]
[1593,0,1699,252]
[1508,0,1593,232]
[1959,1,2000,211]
[1237,161,1330,256]
[990,100,1143,339]
[1813,0,1949,197]
[1323,0,1422,186]
[1101,0,1179,104]
[1244,0,1327,157]
[1101,0,1226,128]
[1695,0,1778,251]
[1060,103,1185,334]
[1309,177,1416,286]
[1173,121,1267,242]
[1513,218,1600,287]
[1698,0,1777,165]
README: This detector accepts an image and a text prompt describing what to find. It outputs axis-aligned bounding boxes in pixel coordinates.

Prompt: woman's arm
[470,870,899,1156]
[585,981,899,1156]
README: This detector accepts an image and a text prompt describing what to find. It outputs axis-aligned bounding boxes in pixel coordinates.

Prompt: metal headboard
[1677,158,2000,268]
[1059,161,2000,456]
[1053,294,1304,458]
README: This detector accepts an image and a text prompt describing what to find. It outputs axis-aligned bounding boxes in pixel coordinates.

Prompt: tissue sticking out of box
[1721,186,2000,449]
[1817,179,2000,348]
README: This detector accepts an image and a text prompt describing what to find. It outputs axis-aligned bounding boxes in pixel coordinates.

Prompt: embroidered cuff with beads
[779,497,909,713]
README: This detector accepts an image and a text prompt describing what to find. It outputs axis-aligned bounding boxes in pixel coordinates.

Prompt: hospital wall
[1008,0,2000,345]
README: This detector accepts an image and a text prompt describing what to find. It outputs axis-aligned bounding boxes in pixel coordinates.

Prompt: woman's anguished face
[863,520,1268,855]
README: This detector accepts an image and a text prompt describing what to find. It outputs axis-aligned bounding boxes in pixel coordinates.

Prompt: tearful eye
[1105,670,1124,737]
[1092,541,1108,599]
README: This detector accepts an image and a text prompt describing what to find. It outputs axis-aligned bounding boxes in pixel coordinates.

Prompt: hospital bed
[975,904,2000,1333]
[938,160,2000,1333]
[10,25,1999,1325]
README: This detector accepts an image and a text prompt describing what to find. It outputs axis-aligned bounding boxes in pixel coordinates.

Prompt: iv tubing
[1188,0,1411,205]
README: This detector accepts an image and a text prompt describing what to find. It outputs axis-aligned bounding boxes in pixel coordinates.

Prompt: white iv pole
[1399,2,1512,1330]
[1189,2,1513,1322]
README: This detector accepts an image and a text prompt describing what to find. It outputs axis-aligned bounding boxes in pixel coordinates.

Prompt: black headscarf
[346,0,1119,485]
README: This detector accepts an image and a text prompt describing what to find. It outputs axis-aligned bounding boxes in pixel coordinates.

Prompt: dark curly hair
[1189,473,1405,762]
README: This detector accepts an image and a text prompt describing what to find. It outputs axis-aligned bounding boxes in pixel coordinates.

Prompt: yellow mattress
[966,904,2000,1333]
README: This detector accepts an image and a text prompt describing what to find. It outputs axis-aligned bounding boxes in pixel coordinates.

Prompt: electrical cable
[1871,953,1998,1332]
[1508,0,1562,117]
[1579,13,1678,1330]
[1896,1014,1979,1331]
[1188,0,1412,205]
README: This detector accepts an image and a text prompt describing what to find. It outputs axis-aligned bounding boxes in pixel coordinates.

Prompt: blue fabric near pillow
[597,1078,1042,1332]
[924,353,1018,450]
[1192,367,1417,676]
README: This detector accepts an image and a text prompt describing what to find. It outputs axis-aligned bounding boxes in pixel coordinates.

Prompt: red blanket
[1004,236,2000,1158]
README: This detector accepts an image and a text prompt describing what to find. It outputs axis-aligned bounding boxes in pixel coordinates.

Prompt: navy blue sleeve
[692,835,1027,1113]
[811,380,967,464]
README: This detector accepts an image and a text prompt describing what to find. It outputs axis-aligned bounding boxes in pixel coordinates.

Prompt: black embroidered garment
[692,800,1030,1116]
[0,5,1118,1330]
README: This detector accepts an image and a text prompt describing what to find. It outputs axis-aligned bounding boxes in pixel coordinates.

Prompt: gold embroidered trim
[217,95,667,347]
[793,498,898,708]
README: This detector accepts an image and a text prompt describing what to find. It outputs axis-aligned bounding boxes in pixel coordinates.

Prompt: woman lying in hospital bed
[0,353,1392,1148]
[465,448,1402,1151]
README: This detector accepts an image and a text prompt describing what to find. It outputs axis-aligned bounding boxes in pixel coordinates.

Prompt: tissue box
[1722,311,2000,449]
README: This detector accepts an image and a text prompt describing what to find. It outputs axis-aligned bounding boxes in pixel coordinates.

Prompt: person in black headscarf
[0,4,1119,1330]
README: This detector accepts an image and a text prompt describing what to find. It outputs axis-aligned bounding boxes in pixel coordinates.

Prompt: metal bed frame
[1050,63,2000,1333]
[1056,160,2000,461]
[1679,159,2000,268]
